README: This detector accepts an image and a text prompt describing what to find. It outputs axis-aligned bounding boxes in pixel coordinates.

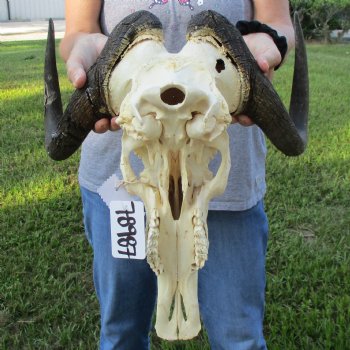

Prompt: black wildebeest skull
[44,10,308,340]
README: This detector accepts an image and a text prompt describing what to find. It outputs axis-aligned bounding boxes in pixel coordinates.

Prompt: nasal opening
[160,86,185,105]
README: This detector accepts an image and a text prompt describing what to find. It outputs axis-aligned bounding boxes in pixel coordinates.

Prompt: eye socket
[215,59,225,73]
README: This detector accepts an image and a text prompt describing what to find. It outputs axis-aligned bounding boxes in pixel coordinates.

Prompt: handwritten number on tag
[114,202,138,258]
[110,200,145,260]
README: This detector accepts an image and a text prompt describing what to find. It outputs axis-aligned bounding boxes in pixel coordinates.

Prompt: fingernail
[72,73,81,87]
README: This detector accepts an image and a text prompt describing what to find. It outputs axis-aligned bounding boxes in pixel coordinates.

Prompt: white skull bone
[108,35,242,340]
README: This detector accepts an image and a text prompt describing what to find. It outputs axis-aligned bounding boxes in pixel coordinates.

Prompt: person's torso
[100,0,253,52]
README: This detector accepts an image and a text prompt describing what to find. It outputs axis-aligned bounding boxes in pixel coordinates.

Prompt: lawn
[0,40,349,349]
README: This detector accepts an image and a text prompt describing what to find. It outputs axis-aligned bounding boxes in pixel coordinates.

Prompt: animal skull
[44,10,308,340]
[107,37,241,339]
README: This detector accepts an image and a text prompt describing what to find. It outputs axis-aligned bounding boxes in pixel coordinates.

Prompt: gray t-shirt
[79,0,267,211]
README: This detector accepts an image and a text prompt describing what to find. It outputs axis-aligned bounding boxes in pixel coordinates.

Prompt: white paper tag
[98,174,138,207]
[110,200,146,260]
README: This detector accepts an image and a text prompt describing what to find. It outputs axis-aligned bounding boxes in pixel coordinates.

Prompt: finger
[95,34,108,54]
[265,69,274,81]
[231,115,239,124]
[256,50,281,74]
[231,114,254,127]
[66,60,87,88]
[256,57,270,74]
[109,117,120,131]
[256,57,276,81]
[94,119,110,133]
[237,115,254,126]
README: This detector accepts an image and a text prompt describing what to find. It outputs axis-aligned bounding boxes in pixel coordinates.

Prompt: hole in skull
[160,86,185,105]
[215,59,225,73]
[168,175,183,220]
[128,150,145,178]
[208,149,221,178]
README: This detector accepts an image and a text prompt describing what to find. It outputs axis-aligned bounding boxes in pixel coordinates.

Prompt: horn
[44,11,163,161]
[44,19,102,161]
[187,11,309,156]
[289,11,309,146]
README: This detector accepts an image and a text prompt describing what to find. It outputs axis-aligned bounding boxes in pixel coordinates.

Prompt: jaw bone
[109,38,240,340]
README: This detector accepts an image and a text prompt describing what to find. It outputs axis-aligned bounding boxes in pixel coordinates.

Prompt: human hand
[232,32,282,126]
[61,32,120,133]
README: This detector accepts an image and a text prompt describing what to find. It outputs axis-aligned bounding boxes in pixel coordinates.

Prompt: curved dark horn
[289,12,309,146]
[187,11,309,156]
[44,11,163,161]
[44,19,103,161]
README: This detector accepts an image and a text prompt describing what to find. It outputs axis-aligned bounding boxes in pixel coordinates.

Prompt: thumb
[256,57,270,74]
[66,59,87,89]
[256,49,282,74]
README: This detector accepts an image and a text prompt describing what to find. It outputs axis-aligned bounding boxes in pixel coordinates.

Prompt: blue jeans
[81,187,268,350]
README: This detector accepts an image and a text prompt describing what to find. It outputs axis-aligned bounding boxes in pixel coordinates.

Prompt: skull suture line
[44,10,308,342]
[108,37,241,339]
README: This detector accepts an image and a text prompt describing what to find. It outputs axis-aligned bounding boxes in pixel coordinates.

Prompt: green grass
[264,44,350,350]
[0,40,349,349]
